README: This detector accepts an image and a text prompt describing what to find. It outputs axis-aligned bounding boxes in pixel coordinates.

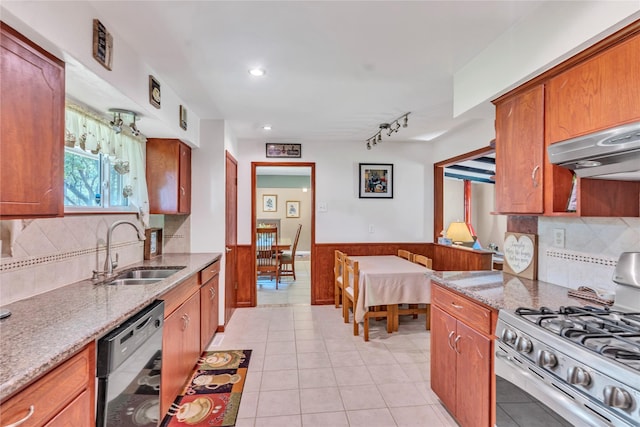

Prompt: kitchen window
[63,103,150,225]
[64,147,128,208]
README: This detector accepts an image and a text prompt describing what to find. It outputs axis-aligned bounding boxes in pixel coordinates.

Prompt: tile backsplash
[537,217,640,293]
[0,214,145,305]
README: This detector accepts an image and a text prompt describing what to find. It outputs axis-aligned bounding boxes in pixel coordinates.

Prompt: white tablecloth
[350,255,433,323]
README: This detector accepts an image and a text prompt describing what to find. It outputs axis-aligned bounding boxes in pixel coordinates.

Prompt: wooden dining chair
[334,250,347,308]
[279,224,302,281]
[403,253,433,328]
[397,249,412,260]
[256,226,280,288]
[413,254,433,269]
[342,256,391,341]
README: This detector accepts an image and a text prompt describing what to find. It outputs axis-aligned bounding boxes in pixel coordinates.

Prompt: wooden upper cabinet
[0,22,64,218]
[146,138,191,214]
[546,31,640,144]
[494,85,545,214]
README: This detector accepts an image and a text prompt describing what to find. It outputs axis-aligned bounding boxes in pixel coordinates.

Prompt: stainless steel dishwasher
[96,300,164,427]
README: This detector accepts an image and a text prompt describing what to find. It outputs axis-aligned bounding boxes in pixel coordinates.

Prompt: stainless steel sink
[117,268,184,280]
[105,266,185,285]
[108,278,164,286]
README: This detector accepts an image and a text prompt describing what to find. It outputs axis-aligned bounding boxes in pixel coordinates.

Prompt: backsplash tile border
[0,241,139,272]
[545,250,618,267]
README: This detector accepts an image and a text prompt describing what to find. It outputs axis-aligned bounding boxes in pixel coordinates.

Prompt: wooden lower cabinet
[431,284,495,427]
[0,343,95,427]
[200,261,220,350]
[161,290,201,417]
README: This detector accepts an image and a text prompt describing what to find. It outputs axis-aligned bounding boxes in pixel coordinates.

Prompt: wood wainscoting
[236,242,493,307]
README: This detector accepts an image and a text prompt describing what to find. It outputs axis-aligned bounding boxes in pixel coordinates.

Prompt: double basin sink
[104,266,185,286]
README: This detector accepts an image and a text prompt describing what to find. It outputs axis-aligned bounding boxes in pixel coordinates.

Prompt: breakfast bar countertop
[0,253,221,401]
[430,270,589,311]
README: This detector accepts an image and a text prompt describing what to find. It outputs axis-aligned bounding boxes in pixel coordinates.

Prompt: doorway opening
[251,162,315,306]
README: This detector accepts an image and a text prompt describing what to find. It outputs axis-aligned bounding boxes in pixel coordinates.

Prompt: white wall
[256,188,311,252]
[238,139,435,245]
[0,1,200,144]
[454,2,640,116]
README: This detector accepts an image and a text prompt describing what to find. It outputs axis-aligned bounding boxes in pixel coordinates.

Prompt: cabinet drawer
[432,284,492,334]
[200,260,220,285]
[1,344,94,426]
[160,274,199,317]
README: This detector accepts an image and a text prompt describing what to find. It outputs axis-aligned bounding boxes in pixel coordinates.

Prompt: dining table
[350,255,433,333]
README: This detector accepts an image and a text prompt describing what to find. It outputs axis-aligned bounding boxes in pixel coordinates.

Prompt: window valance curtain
[64,103,150,226]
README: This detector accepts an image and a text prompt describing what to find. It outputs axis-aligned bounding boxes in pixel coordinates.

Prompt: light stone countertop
[0,252,220,401]
[430,270,589,311]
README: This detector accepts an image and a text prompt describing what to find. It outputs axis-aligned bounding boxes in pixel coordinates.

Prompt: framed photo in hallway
[262,194,277,212]
[359,163,393,198]
[286,201,300,218]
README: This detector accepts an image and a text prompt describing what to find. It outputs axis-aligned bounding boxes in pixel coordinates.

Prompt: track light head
[403,115,409,128]
[366,142,371,150]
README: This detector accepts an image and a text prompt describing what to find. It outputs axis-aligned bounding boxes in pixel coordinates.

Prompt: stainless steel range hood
[547,121,640,180]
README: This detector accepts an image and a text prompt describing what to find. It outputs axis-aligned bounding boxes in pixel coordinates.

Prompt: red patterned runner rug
[160,350,251,426]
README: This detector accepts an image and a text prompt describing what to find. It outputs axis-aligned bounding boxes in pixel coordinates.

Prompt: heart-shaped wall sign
[503,234,535,274]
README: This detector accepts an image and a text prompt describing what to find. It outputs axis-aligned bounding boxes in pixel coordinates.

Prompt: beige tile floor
[208,259,460,426]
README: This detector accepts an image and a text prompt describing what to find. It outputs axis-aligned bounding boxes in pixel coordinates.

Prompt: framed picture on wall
[286,201,300,218]
[359,163,393,198]
[263,194,277,212]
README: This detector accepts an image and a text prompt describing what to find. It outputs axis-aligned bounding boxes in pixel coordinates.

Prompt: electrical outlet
[553,228,565,248]
[368,224,375,233]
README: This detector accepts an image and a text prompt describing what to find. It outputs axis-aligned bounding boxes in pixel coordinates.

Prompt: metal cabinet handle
[451,302,463,310]
[3,405,35,427]
[181,313,190,331]
[180,186,185,196]
[531,165,540,188]
[225,247,232,253]
[209,287,216,300]
[447,331,455,351]
[454,335,462,354]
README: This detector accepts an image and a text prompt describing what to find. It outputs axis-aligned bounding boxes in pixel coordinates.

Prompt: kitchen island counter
[430,270,590,311]
[0,253,220,401]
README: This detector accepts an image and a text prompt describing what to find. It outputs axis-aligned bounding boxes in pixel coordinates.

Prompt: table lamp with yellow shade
[445,221,475,246]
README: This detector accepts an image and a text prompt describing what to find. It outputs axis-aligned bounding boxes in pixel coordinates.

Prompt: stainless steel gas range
[495,253,640,427]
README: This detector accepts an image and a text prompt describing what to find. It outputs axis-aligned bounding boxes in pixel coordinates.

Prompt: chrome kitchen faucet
[103,220,146,276]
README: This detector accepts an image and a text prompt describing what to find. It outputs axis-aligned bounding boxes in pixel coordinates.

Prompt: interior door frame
[433,145,494,242]
[225,151,238,325]
[251,161,316,306]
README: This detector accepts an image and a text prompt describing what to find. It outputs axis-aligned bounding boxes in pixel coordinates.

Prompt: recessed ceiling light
[249,67,266,77]
[263,125,272,131]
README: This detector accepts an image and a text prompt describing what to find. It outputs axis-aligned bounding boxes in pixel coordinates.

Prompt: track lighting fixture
[364,112,410,149]
[108,108,142,137]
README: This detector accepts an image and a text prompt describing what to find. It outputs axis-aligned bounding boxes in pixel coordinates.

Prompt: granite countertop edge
[0,252,221,401]
[429,270,588,312]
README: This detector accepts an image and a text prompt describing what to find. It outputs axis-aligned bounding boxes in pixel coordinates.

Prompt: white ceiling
[64,0,554,145]
[62,1,552,145]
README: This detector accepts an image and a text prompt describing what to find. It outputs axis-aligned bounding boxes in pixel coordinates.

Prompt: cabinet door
[147,138,191,214]
[44,389,92,427]
[200,275,219,350]
[430,305,458,414]
[161,291,200,417]
[0,23,64,218]
[494,85,544,214]
[546,33,640,144]
[456,321,492,427]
